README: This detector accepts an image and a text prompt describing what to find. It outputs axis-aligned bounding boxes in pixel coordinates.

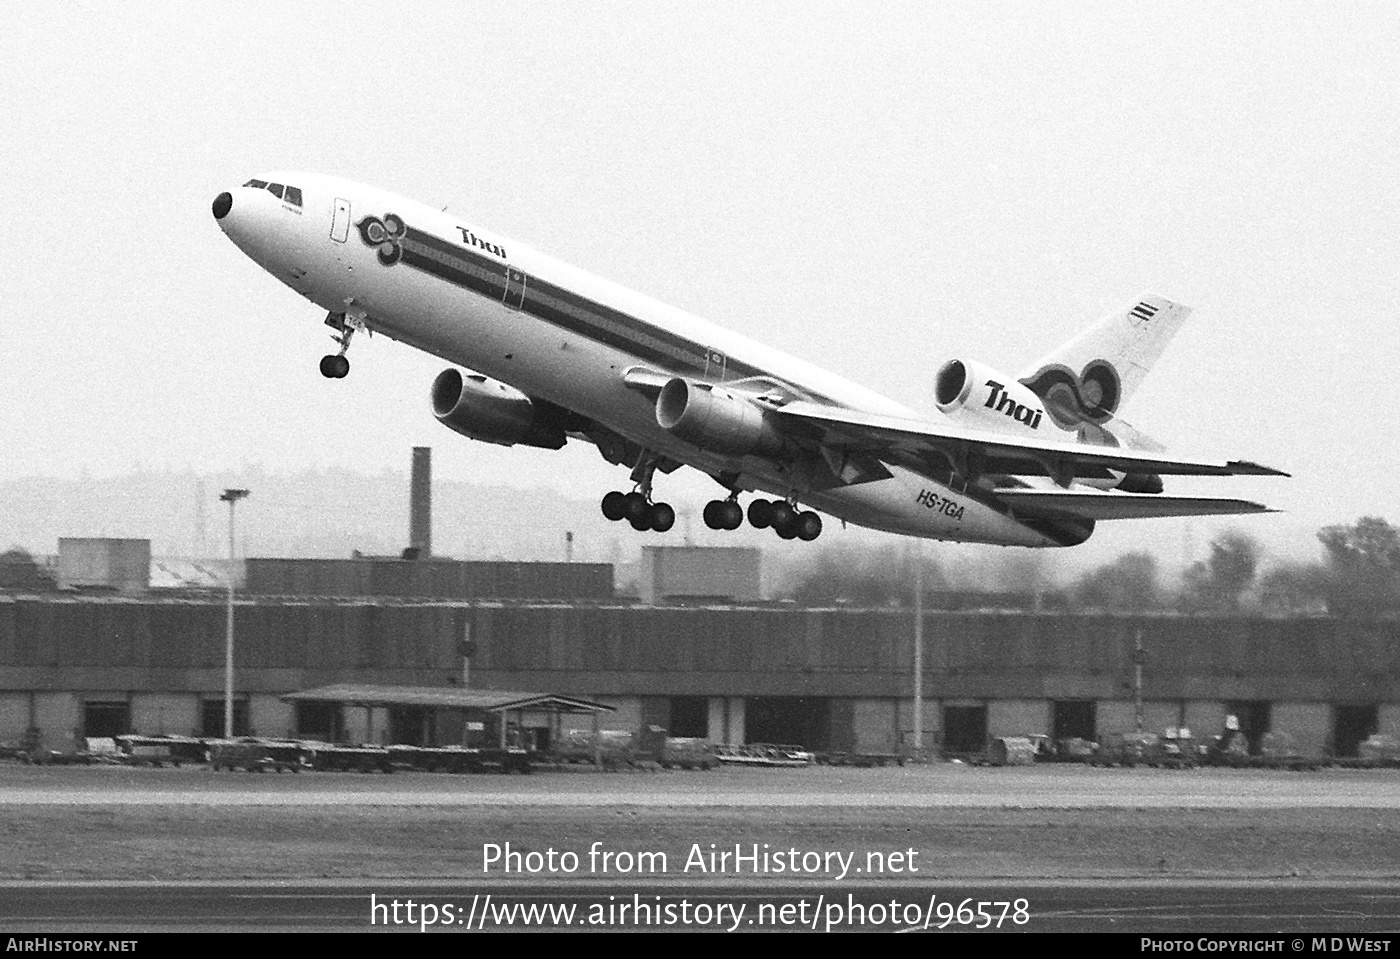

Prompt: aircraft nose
[212,192,233,220]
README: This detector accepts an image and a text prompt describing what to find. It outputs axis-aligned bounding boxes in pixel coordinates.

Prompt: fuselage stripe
[397,223,772,383]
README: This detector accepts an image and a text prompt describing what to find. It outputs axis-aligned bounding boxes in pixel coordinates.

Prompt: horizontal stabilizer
[995,489,1276,521]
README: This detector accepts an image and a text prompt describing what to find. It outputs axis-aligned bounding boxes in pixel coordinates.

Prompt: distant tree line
[0,547,55,591]
[1068,516,1400,617]
[780,516,1400,619]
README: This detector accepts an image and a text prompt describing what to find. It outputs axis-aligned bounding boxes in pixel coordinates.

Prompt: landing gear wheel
[747,499,774,529]
[769,501,795,530]
[319,354,349,378]
[774,520,798,540]
[719,500,743,530]
[796,510,823,541]
[628,512,652,531]
[601,491,627,521]
[702,500,725,530]
[622,491,650,523]
[649,502,676,532]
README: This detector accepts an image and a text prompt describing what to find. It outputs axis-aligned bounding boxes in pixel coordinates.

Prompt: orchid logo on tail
[1021,360,1122,430]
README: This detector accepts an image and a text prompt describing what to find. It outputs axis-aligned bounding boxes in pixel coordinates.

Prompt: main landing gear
[600,454,822,541]
[601,490,675,532]
[319,311,359,379]
[738,497,822,541]
[600,452,675,533]
[701,497,743,531]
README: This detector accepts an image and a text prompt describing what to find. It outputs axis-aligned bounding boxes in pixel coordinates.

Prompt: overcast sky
[3,2,1397,568]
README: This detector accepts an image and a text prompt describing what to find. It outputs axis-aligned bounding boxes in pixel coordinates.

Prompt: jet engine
[655,377,789,457]
[934,359,1052,436]
[937,360,1165,492]
[431,368,568,449]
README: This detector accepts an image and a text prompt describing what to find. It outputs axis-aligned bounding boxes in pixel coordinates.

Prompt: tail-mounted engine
[937,359,1164,493]
[431,368,571,449]
[934,359,1054,436]
[655,377,790,457]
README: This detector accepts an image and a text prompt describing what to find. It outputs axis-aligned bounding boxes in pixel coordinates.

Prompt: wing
[991,489,1275,521]
[768,400,1287,485]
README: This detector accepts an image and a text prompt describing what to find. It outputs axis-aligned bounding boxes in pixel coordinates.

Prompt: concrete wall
[988,700,1049,738]
[707,698,727,743]
[342,705,386,744]
[1096,701,1185,737]
[851,699,898,753]
[592,696,643,731]
[896,698,941,749]
[0,693,32,742]
[1183,701,1231,740]
[130,694,198,737]
[725,698,746,744]
[1380,705,1400,738]
[1272,702,1330,757]
[33,693,81,751]
[250,694,294,739]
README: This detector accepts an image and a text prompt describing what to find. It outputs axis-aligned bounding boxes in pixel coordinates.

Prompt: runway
[2,880,1398,933]
[3,762,1399,933]
[3,761,1400,808]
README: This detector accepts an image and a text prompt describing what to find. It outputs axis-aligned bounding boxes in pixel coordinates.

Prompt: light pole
[912,543,924,755]
[220,488,250,739]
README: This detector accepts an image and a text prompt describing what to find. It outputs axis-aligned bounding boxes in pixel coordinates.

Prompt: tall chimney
[410,447,432,558]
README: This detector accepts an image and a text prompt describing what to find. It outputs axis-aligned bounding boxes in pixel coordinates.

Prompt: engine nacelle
[655,377,788,457]
[431,369,567,449]
[935,359,1052,436]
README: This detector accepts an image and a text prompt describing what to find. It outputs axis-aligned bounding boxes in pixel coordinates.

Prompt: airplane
[211,174,1285,547]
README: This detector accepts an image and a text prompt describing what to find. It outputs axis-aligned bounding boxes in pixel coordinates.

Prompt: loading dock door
[941,704,987,754]
[1333,704,1378,758]
[83,702,130,738]
[669,696,709,738]
[1225,700,1271,756]
[745,697,831,751]
[295,701,341,742]
[390,707,430,746]
[1051,700,1097,741]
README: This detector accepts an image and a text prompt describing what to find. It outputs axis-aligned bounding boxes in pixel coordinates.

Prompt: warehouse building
[1,586,1397,759]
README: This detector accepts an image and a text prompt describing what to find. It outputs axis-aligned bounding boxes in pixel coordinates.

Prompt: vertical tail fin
[1018,293,1191,431]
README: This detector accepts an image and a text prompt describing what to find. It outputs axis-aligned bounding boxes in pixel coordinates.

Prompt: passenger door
[331,198,351,243]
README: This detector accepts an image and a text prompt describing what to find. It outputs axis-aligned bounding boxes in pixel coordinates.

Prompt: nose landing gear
[319,353,350,379]
[319,310,365,379]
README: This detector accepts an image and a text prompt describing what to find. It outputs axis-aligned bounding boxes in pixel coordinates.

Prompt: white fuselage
[215,172,1075,547]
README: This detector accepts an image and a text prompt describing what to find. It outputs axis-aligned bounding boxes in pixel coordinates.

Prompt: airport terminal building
[2,544,1398,759]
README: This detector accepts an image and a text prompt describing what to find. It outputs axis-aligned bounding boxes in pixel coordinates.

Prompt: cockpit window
[240,178,301,206]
